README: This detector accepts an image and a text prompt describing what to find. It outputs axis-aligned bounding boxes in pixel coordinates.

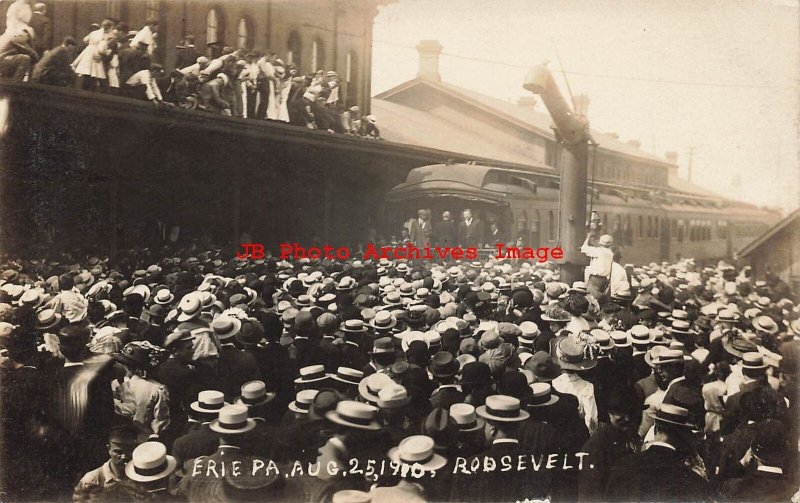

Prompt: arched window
[548,211,555,241]
[237,17,253,49]
[311,38,325,71]
[207,8,221,47]
[287,31,302,68]
[146,0,160,22]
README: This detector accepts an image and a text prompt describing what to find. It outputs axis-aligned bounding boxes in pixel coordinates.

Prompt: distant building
[738,208,800,293]
[0,0,387,112]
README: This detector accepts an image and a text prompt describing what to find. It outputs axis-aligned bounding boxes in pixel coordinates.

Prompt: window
[548,211,555,241]
[146,0,160,22]
[207,8,221,46]
[287,31,302,68]
[647,216,652,238]
[107,0,122,19]
[312,38,325,71]
[678,220,685,242]
[237,17,253,49]
[654,217,659,238]
[671,219,677,238]
[638,215,644,238]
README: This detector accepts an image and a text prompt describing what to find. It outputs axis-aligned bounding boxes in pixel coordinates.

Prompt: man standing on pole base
[581,233,614,302]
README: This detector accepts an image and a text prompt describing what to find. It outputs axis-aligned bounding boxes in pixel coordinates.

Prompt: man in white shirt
[178,55,209,76]
[124,64,164,102]
[581,233,614,301]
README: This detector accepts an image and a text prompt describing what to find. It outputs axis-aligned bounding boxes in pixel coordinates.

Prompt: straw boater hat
[669,319,696,337]
[449,403,485,433]
[325,400,381,430]
[388,435,447,471]
[377,384,412,409]
[190,390,229,416]
[752,315,779,335]
[35,309,62,331]
[370,311,397,331]
[527,382,559,407]
[476,395,530,422]
[341,319,368,334]
[741,351,768,370]
[153,288,175,306]
[722,332,758,359]
[294,365,329,385]
[210,404,257,434]
[125,441,177,483]
[330,367,364,386]
[591,329,615,352]
[289,389,319,414]
[629,325,652,347]
[177,294,203,322]
[667,309,690,322]
[713,309,740,323]
[645,347,689,367]
[235,380,276,408]
[368,337,394,356]
[212,316,242,341]
[610,330,631,348]
[358,372,394,404]
[647,403,693,428]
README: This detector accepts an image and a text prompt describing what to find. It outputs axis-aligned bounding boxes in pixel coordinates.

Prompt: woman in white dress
[72,20,114,91]
[266,66,291,122]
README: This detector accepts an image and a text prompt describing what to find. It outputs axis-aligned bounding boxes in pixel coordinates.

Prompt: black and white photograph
[0,0,798,501]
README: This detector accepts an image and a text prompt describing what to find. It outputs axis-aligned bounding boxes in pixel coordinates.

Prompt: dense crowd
[0,239,798,502]
[0,2,381,136]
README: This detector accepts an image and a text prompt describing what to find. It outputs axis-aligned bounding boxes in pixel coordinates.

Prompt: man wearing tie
[459,208,484,247]
[408,208,432,248]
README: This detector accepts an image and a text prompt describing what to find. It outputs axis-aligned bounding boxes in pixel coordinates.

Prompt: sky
[371,0,800,213]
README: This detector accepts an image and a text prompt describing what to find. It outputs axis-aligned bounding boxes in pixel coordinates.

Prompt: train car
[385,162,778,266]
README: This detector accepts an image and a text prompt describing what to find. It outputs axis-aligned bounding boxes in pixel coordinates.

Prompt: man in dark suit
[29,3,52,57]
[49,325,115,486]
[452,395,550,502]
[433,211,458,247]
[606,404,708,502]
[174,35,199,70]
[458,209,484,247]
[117,42,151,86]
[408,208,432,248]
[720,419,795,502]
[31,36,76,86]
[212,318,261,401]
[429,352,464,410]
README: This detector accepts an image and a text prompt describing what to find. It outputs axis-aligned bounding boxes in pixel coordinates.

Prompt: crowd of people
[0,2,381,136]
[0,236,798,502]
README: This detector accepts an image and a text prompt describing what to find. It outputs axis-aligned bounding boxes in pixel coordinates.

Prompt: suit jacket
[452,439,550,502]
[172,424,218,464]
[578,423,640,502]
[721,466,796,502]
[408,218,432,248]
[606,445,709,502]
[718,422,757,480]
[429,385,465,410]
[663,379,705,430]
[31,45,75,86]
[175,46,199,70]
[340,341,369,370]
[215,344,261,401]
[529,390,589,456]
[29,12,51,55]
[433,219,458,247]
[459,219,484,247]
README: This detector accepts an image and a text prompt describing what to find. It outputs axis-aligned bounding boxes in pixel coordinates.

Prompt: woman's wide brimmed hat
[551,336,598,371]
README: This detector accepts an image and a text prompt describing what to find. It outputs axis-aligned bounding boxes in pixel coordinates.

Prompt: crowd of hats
[0,252,799,501]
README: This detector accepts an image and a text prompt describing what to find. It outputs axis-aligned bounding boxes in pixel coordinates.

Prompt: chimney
[627,139,641,149]
[607,132,619,140]
[416,40,443,82]
[664,151,678,164]
[572,94,590,116]
[517,96,538,109]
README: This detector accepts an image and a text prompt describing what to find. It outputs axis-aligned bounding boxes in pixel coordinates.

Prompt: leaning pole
[523,64,590,285]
